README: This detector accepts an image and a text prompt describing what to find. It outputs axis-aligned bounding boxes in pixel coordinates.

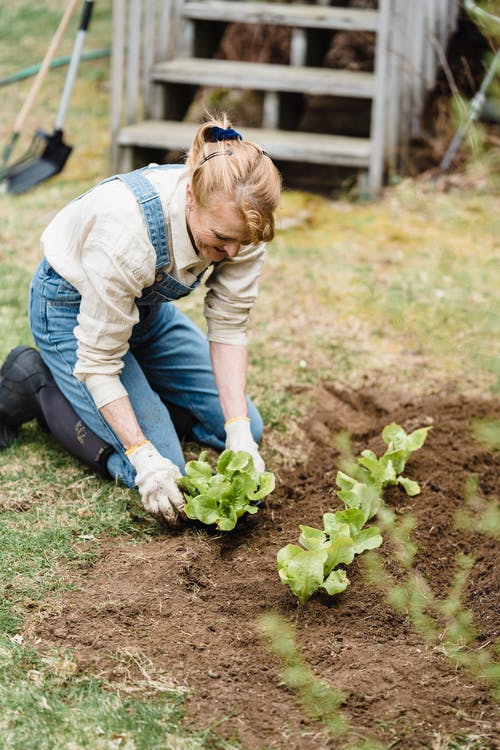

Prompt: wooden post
[422,0,435,90]
[110,0,126,172]
[397,0,413,151]
[437,0,449,49]
[126,0,142,125]
[158,0,173,60]
[144,0,156,117]
[290,28,307,67]
[171,0,187,58]
[410,2,426,137]
[368,0,391,194]
[152,0,174,120]
[263,92,280,130]
[385,0,407,174]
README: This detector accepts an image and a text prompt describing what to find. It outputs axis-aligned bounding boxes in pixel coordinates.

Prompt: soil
[26,387,499,750]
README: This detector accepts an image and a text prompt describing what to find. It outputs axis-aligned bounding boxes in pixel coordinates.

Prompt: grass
[0,1,499,748]
[260,184,500,397]
[0,634,235,750]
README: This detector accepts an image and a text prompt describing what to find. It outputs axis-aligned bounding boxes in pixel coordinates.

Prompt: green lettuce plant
[277,423,431,603]
[358,422,431,496]
[179,449,275,531]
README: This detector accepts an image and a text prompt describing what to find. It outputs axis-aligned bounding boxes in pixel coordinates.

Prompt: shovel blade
[6,130,72,195]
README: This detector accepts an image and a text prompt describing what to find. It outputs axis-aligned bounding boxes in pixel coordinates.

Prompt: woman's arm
[210,340,265,471]
[99,395,146,450]
[209,341,248,420]
[100,395,185,524]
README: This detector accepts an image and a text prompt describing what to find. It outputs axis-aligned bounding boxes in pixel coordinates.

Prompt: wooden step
[116,120,372,167]
[181,1,379,31]
[152,58,375,99]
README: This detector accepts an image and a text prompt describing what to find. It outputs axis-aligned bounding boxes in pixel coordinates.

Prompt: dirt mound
[26,389,499,749]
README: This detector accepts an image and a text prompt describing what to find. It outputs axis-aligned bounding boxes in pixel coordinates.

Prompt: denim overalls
[29,166,262,484]
[109,166,203,307]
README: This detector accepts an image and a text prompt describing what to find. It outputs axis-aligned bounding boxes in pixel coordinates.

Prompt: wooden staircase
[110,0,459,195]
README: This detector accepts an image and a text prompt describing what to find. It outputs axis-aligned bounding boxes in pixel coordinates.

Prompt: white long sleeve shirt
[40,166,265,408]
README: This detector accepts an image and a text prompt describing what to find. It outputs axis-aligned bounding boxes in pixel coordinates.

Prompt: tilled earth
[26,386,499,749]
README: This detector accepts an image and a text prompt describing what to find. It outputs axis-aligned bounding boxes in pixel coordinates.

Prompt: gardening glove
[224,417,265,473]
[127,440,185,524]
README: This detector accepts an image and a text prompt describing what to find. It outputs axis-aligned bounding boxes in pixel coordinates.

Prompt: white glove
[224,417,265,472]
[127,440,185,524]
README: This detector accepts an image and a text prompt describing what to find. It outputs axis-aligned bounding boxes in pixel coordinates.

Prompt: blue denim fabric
[28,167,263,485]
[108,167,205,305]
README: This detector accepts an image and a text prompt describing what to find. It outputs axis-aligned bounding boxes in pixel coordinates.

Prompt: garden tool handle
[12,0,80,135]
[54,0,94,131]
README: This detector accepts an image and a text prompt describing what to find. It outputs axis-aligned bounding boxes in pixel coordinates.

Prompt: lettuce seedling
[179,449,275,531]
[356,423,431,497]
[323,510,383,556]
[277,422,430,604]
[277,545,332,604]
[335,472,382,522]
[277,510,383,603]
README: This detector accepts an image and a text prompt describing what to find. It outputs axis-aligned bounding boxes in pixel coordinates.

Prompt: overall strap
[113,169,169,268]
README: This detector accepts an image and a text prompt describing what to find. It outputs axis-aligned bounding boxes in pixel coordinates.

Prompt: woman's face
[186,186,250,263]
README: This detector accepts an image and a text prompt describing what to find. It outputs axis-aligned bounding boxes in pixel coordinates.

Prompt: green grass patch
[255,186,500,396]
[0,424,160,635]
[0,263,33,351]
[0,635,236,750]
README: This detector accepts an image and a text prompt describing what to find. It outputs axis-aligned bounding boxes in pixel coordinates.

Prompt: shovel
[0,0,80,179]
[5,0,94,195]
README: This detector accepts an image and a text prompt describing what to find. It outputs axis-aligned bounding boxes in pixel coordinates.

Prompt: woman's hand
[225,417,265,472]
[127,440,185,524]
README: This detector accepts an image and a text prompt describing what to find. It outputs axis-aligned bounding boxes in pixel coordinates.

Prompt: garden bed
[26,386,499,749]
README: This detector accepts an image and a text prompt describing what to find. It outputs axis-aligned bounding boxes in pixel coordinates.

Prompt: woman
[0,114,282,524]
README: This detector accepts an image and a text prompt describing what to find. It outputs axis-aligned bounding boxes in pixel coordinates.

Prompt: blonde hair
[185,113,282,244]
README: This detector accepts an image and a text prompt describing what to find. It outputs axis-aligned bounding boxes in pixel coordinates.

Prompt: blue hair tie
[208,126,243,142]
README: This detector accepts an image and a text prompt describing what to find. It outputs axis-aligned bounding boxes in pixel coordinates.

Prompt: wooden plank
[119,145,135,173]
[262,91,279,129]
[126,0,142,125]
[437,0,449,48]
[116,120,372,166]
[151,58,375,98]
[110,0,126,172]
[410,2,426,137]
[179,15,195,57]
[152,0,174,119]
[384,0,403,173]
[181,1,379,31]
[170,0,185,58]
[158,0,172,60]
[368,0,391,194]
[448,0,459,36]
[423,0,436,90]
[144,0,156,117]
[290,28,307,67]
[394,0,412,148]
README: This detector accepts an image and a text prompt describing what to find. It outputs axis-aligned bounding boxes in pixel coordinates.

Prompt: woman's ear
[186,184,193,205]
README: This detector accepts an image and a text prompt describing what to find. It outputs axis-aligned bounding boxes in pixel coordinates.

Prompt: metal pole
[439,49,499,172]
